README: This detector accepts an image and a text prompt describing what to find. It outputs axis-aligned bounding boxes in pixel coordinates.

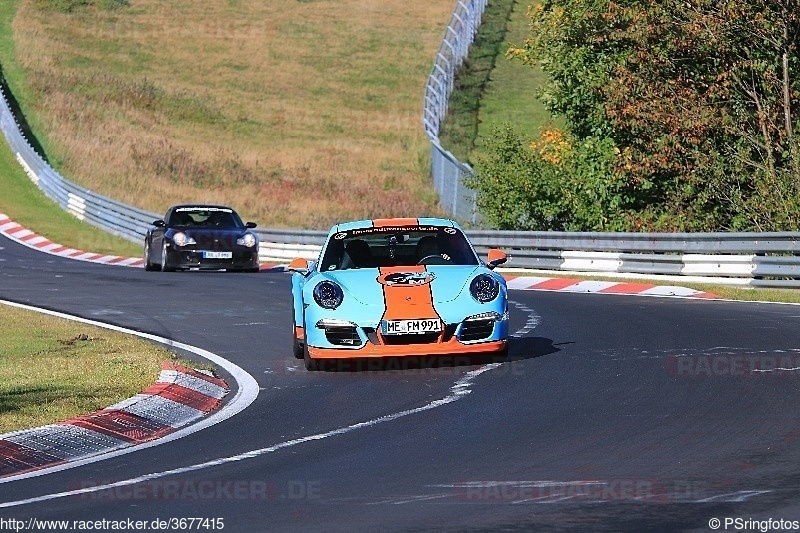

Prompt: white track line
[0,302,543,508]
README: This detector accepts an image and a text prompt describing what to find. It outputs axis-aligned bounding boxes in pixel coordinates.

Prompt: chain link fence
[423,0,487,223]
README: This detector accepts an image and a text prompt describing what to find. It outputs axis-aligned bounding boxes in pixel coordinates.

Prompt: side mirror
[152,220,165,227]
[245,222,257,229]
[288,257,310,276]
[486,249,507,270]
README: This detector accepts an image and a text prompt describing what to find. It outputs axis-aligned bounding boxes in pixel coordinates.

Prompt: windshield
[319,225,478,271]
[167,207,244,230]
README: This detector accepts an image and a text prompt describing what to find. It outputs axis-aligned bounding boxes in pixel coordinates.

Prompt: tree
[469,125,626,230]
[474,0,800,231]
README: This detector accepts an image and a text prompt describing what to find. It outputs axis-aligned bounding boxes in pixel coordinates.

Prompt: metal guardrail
[4,59,800,286]
[259,229,800,253]
[0,86,161,244]
[258,231,800,287]
[422,0,486,222]
[463,230,800,254]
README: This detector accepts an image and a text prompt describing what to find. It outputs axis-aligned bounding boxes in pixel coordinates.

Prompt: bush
[479,0,800,231]
[470,125,626,231]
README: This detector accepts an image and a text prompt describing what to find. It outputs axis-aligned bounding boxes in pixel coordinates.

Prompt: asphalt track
[1,233,800,532]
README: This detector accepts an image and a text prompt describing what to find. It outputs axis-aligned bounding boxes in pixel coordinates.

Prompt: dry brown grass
[11,0,453,228]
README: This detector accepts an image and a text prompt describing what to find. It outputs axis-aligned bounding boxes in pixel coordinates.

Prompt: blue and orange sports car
[289,218,509,370]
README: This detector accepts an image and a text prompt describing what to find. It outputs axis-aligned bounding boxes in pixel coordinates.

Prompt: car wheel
[143,241,157,271]
[161,242,174,272]
[292,319,304,359]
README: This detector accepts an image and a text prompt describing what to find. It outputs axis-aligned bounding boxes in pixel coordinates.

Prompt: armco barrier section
[423,0,487,221]
[259,231,800,288]
[3,69,800,286]
[0,86,161,243]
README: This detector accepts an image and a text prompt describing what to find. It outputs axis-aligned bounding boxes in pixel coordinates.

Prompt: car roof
[167,204,237,211]
[329,217,459,234]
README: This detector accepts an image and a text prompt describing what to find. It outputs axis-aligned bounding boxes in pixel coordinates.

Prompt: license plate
[202,251,232,259]
[382,319,441,335]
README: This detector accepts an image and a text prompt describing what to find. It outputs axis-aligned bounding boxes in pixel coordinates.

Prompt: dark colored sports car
[144,204,260,272]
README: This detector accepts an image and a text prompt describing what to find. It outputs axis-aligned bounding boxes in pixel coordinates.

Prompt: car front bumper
[305,313,509,359]
[165,248,259,270]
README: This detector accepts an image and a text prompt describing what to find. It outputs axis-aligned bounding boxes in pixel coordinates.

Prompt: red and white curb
[0,213,145,267]
[503,275,718,299]
[0,362,228,479]
[0,213,280,271]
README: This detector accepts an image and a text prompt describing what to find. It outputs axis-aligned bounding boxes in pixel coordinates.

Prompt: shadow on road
[315,336,564,372]
[508,336,568,362]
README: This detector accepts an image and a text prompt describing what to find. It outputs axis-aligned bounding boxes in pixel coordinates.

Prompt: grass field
[0,303,177,433]
[474,0,555,151]
[0,1,141,257]
[2,0,456,230]
[438,0,554,164]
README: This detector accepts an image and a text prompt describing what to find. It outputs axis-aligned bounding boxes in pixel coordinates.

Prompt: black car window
[168,208,244,229]
[320,227,478,270]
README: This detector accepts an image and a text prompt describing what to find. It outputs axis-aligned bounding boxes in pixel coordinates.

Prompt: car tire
[292,319,304,359]
[144,241,157,271]
[160,242,174,272]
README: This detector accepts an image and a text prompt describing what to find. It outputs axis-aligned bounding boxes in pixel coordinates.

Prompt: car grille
[381,332,441,345]
[181,252,252,261]
[323,325,362,346]
[459,319,495,342]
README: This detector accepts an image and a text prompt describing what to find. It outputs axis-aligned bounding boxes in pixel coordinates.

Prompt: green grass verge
[0,0,140,258]
[0,141,143,257]
[437,0,517,163]
[689,285,800,303]
[438,0,555,164]
[0,303,179,433]
[475,0,557,150]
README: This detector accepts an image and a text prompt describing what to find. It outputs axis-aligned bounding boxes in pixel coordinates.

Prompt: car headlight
[313,280,344,309]
[470,274,500,303]
[172,232,196,247]
[237,233,258,248]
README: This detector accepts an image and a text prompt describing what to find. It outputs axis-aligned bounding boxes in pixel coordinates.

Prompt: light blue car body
[291,218,508,353]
